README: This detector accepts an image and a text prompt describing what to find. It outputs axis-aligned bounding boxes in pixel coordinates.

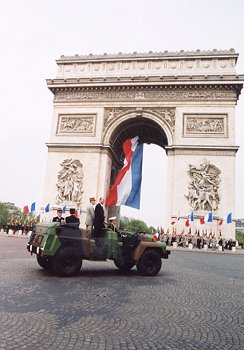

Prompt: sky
[0,0,244,227]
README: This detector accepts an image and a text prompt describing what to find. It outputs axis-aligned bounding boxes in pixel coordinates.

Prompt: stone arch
[103,108,174,161]
[43,50,243,238]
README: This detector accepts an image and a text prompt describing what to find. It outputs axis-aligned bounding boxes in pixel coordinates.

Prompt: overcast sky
[0,0,244,227]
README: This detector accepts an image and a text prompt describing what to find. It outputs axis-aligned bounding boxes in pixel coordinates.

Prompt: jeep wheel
[136,249,162,276]
[51,247,82,277]
[114,259,135,272]
[36,255,52,270]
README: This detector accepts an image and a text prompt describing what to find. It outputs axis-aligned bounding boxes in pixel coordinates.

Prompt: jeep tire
[114,259,135,272]
[51,246,82,277]
[136,249,162,276]
[36,255,52,270]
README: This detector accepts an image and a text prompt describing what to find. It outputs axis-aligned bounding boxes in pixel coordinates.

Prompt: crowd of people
[157,231,239,250]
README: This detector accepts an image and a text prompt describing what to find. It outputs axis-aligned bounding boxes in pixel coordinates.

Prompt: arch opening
[109,117,168,163]
[108,117,168,227]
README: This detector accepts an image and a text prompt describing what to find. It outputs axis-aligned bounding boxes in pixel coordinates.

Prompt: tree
[0,203,9,227]
[148,226,156,234]
[119,216,130,230]
[126,219,149,233]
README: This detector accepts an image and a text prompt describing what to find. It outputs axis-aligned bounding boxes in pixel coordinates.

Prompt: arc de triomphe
[43,49,243,237]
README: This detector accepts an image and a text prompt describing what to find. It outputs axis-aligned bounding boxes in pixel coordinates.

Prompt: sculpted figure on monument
[56,159,83,206]
[185,159,221,211]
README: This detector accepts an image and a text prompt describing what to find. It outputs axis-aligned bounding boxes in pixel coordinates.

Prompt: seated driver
[108,216,119,233]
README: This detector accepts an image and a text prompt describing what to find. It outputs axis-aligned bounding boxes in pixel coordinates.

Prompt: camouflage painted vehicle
[27,222,170,277]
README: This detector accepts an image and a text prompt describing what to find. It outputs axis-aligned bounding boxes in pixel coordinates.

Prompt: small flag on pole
[62,205,66,214]
[200,212,213,225]
[226,212,232,224]
[219,212,232,225]
[153,231,160,241]
[31,202,36,212]
[190,211,194,222]
[45,203,50,213]
[24,205,29,214]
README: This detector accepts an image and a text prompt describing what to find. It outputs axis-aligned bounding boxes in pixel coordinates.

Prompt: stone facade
[43,50,243,237]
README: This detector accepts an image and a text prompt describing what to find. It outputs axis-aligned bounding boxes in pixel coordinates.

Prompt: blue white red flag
[153,231,160,241]
[200,212,213,224]
[106,136,143,209]
[219,212,232,225]
[62,205,66,214]
[45,203,50,213]
[31,202,36,212]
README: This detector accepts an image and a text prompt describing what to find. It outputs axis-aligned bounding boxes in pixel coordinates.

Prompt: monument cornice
[165,145,239,156]
[46,142,116,159]
[47,74,244,87]
[48,83,241,103]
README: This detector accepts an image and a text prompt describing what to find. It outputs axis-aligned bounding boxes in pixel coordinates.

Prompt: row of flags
[23,203,67,214]
[171,211,232,226]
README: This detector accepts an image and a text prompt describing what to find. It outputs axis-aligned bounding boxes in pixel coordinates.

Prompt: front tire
[136,249,162,276]
[36,255,52,270]
[51,247,82,277]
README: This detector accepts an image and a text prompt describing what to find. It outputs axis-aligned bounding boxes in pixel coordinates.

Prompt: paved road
[0,236,243,350]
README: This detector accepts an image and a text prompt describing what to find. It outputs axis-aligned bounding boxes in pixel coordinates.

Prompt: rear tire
[136,249,162,276]
[36,255,52,270]
[114,259,135,272]
[51,247,82,277]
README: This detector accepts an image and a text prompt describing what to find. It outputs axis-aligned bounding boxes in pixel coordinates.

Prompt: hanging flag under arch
[106,136,143,209]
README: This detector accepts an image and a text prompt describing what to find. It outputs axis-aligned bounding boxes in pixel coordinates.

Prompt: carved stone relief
[183,114,227,137]
[152,108,175,131]
[57,114,96,135]
[103,107,175,132]
[104,108,130,126]
[54,87,236,103]
[185,159,221,212]
[56,159,84,206]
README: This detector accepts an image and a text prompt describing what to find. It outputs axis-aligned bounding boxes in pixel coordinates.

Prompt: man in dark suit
[52,208,65,224]
[65,208,80,225]
[93,197,105,237]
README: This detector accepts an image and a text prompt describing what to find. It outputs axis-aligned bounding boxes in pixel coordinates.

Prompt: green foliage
[119,216,149,233]
[0,202,41,226]
[119,216,130,230]
[0,203,9,226]
[148,226,156,234]
[236,230,244,244]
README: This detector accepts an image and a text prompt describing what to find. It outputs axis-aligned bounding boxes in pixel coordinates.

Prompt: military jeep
[27,222,170,277]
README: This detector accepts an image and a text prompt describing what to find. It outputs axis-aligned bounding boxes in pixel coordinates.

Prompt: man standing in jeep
[66,208,80,225]
[93,197,105,237]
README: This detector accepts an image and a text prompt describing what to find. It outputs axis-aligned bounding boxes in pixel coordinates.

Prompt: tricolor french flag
[106,136,143,209]
[200,212,213,225]
[219,212,232,225]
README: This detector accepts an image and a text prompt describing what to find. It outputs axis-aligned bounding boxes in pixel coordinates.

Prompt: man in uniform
[108,216,119,234]
[85,197,96,232]
[52,208,65,224]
